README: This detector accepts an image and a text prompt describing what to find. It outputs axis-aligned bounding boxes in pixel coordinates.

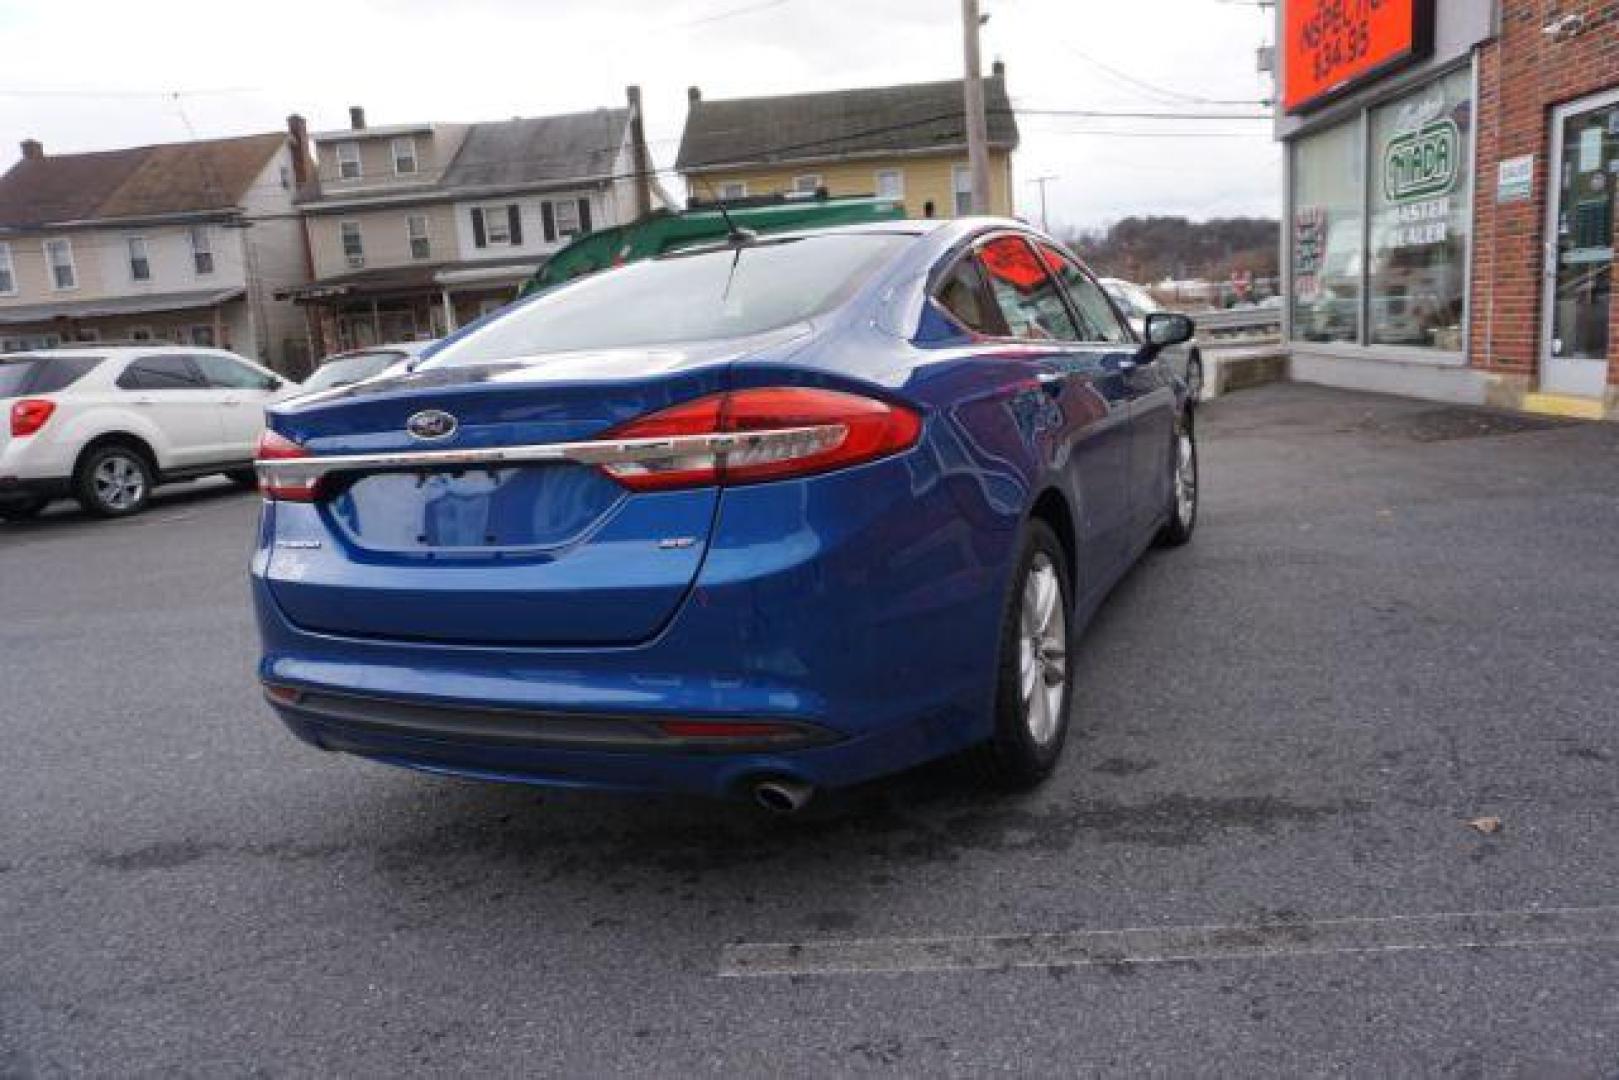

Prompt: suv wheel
[75,445,153,517]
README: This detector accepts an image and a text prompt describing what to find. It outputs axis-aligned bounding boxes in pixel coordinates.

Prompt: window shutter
[541,201,556,243]
[471,207,487,248]
[577,198,592,235]
[508,204,523,245]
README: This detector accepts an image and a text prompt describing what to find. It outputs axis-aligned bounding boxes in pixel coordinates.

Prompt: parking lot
[4,382,1619,1074]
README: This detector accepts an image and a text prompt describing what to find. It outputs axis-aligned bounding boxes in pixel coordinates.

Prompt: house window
[480,205,515,246]
[875,169,904,201]
[75,328,101,343]
[952,166,974,217]
[129,326,154,343]
[190,227,215,275]
[392,137,418,176]
[337,141,362,180]
[340,221,365,267]
[407,215,431,260]
[127,237,151,282]
[540,198,593,244]
[716,181,747,200]
[189,325,216,347]
[553,200,580,239]
[0,243,14,295]
[793,174,822,194]
[45,238,76,290]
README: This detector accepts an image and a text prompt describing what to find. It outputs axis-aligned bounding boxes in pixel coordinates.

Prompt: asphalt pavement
[4,383,1619,1076]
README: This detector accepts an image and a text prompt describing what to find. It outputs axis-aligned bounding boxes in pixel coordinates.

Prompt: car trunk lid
[261,337,795,646]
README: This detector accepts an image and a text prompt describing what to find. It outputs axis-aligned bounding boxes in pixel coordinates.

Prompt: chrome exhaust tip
[752,777,815,815]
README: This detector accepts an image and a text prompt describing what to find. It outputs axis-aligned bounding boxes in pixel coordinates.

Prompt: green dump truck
[518,192,906,298]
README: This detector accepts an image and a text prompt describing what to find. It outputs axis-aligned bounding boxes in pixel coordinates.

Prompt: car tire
[1186,352,1205,402]
[972,519,1074,790]
[74,443,154,518]
[0,496,49,521]
[226,469,259,490]
[1156,415,1197,548]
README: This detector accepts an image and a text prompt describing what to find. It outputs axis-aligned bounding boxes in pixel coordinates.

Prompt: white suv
[0,347,297,520]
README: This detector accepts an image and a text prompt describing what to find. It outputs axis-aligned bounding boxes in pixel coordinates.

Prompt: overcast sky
[0,0,1281,233]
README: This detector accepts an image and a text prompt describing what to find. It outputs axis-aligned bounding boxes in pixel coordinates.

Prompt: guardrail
[1192,307,1283,343]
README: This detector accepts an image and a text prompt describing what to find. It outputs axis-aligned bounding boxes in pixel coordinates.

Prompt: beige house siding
[0,222,246,308]
[306,202,460,280]
[314,126,467,190]
[684,151,1016,219]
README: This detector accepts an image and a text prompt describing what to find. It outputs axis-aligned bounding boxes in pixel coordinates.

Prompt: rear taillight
[255,429,319,501]
[602,387,921,492]
[9,399,55,438]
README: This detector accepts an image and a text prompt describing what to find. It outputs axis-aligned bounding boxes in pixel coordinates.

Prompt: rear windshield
[425,232,912,367]
[0,354,103,398]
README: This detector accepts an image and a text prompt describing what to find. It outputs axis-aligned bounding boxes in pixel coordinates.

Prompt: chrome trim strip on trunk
[254,424,846,483]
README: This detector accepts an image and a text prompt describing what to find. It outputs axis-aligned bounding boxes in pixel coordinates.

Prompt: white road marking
[718,905,1619,978]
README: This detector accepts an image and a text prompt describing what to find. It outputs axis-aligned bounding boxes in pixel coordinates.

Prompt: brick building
[1277,1,1619,418]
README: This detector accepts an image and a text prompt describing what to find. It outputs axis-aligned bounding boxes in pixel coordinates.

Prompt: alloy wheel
[1174,429,1197,525]
[94,454,146,512]
[1018,554,1067,745]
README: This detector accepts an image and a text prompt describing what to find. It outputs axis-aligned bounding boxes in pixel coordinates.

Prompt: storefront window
[1291,120,1363,343]
[1368,69,1472,350]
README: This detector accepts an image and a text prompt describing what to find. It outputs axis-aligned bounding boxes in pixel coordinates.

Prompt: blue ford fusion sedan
[251,218,1197,812]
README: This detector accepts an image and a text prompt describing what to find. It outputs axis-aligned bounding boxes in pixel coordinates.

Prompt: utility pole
[1027,175,1058,233]
[961,0,992,215]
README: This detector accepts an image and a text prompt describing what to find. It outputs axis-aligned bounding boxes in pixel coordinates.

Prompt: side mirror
[265,376,285,392]
[1144,312,1194,350]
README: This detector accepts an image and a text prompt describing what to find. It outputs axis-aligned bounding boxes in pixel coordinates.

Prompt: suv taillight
[255,429,319,501]
[10,399,55,438]
[601,388,922,492]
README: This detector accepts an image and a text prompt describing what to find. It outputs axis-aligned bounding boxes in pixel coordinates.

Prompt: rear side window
[193,353,274,390]
[978,236,1080,342]
[117,354,206,390]
[932,256,1009,337]
[0,354,104,397]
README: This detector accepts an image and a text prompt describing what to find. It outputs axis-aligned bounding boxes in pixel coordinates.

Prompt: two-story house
[0,123,314,369]
[288,89,662,353]
[677,65,1020,219]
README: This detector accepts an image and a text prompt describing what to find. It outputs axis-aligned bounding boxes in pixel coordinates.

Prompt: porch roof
[280,257,541,302]
[0,287,244,326]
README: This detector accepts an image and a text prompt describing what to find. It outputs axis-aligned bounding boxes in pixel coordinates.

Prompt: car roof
[3,345,238,359]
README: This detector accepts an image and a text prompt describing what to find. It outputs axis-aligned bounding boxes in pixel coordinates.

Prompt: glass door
[1542,92,1619,397]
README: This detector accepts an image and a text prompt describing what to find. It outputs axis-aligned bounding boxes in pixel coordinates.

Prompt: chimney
[286,115,311,185]
[349,105,366,130]
[687,86,702,104]
[626,85,653,219]
[991,60,1005,78]
[19,139,43,161]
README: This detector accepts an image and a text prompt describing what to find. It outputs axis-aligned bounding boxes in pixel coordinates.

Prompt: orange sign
[1283,0,1433,113]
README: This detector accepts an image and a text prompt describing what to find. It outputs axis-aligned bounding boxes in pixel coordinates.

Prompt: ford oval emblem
[407,409,458,441]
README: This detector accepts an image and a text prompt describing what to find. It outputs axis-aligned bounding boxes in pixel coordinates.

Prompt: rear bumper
[0,475,70,504]
[251,450,1024,799]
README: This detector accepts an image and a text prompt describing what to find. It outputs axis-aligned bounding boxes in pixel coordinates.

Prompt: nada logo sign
[1384,119,1458,202]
